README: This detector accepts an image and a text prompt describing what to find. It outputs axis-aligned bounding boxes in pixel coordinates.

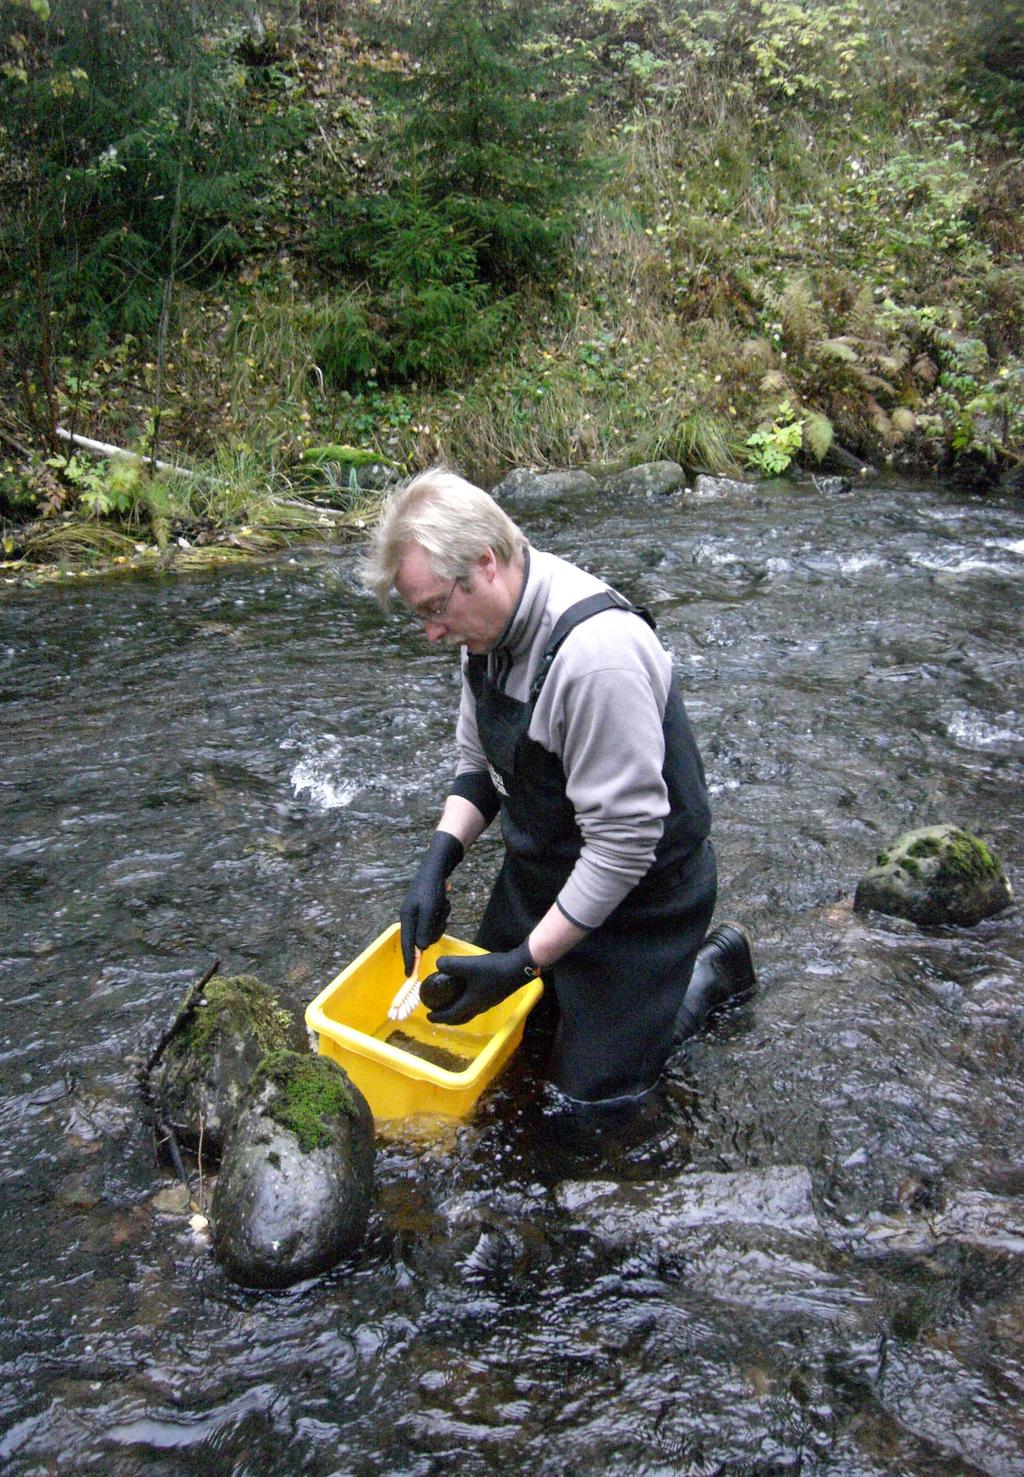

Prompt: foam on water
[290,747,360,809]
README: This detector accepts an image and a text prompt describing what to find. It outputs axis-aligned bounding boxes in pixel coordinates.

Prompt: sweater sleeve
[537,643,672,930]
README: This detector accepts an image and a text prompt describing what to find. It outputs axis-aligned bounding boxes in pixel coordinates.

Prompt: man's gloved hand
[399,831,464,974]
[426,941,539,1026]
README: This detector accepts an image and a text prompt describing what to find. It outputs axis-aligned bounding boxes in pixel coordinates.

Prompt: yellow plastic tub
[305,924,543,1122]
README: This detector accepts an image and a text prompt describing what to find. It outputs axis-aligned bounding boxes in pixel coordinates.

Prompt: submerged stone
[854,824,1012,927]
[153,974,308,1160]
[211,1051,375,1289]
[556,1165,822,1245]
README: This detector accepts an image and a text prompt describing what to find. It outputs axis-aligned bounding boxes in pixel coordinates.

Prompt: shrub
[314,194,512,388]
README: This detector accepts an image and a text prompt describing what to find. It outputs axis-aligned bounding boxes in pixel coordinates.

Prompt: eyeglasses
[415,578,459,624]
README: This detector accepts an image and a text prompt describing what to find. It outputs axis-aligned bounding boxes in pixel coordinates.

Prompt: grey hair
[360,467,526,607]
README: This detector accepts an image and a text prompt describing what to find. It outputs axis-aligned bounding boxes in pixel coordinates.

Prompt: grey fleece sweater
[455,547,679,931]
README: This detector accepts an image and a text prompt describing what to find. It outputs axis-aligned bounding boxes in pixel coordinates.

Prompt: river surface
[1,475,1022,1475]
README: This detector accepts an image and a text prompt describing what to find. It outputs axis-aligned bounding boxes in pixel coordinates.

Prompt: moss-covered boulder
[153,974,308,1160]
[600,461,686,497]
[854,824,1013,927]
[490,468,599,501]
[211,1051,375,1289]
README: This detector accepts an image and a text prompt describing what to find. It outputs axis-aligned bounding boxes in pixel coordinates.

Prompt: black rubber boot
[675,922,756,1041]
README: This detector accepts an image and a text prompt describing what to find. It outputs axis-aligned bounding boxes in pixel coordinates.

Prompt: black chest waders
[467,593,717,1104]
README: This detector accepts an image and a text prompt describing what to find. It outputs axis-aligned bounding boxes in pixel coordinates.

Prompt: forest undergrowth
[1,0,1022,580]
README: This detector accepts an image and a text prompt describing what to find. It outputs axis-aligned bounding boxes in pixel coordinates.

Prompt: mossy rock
[490,468,599,501]
[153,974,308,1160]
[854,824,1013,927]
[599,461,686,497]
[211,1051,375,1289]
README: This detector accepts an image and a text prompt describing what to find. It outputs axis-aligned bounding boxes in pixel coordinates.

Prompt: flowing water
[1,475,1022,1475]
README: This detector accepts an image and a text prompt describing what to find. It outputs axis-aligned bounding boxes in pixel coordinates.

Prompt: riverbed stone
[692,473,760,498]
[153,974,308,1161]
[212,1051,375,1289]
[810,474,853,495]
[854,825,1012,927]
[556,1166,822,1244]
[599,460,686,497]
[820,442,879,478]
[490,468,599,501]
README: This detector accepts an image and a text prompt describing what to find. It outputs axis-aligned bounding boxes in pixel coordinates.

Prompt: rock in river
[854,824,1012,927]
[153,973,308,1160]
[599,460,686,497]
[212,1050,375,1289]
[490,468,599,501]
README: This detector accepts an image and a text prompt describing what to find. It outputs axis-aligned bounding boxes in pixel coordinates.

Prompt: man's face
[394,543,510,654]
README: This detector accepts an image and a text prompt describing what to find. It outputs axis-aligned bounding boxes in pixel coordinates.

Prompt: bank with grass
[1,0,1021,582]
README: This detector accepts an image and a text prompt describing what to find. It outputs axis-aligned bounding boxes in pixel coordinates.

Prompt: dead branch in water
[139,959,221,1193]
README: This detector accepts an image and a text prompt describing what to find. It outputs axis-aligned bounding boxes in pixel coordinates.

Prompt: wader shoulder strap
[465,652,486,699]
[528,591,656,703]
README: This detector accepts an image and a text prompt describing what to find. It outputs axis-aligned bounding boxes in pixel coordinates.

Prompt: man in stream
[362,468,755,1107]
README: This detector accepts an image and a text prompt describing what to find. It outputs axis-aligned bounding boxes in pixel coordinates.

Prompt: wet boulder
[600,461,686,497]
[153,974,308,1160]
[810,474,853,495]
[491,468,599,501]
[854,824,1012,927]
[212,1050,375,1289]
[692,473,760,498]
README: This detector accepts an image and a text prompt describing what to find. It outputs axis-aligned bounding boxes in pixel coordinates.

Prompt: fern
[803,411,834,462]
[778,277,824,354]
[818,338,859,364]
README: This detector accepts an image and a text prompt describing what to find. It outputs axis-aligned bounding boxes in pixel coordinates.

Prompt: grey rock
[810,474,853,495]
[820,443,879,479]
[600,461,686,497]
[490,468,599,501]
[153,974,308,1160]
[558,1167,1024,1263]
[854,824,1012,927]
[692,473,760,498]
[1000,463,1024,496]
[353,462,401,492]
[873,1340,1024,1474]
[835,1190,1024,1259]
[212,1052,375,1289]
[556,1165,822,1244]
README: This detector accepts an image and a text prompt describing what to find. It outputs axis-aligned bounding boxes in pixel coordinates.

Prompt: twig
[0,423,31,460]
[145,959,221,1075]
[137,1056,192,1191]
[196,1113,206,1214]
[157,1113,191,1190]
[138,958,220,1191]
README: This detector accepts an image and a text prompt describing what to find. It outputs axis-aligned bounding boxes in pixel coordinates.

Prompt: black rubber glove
[399,830,464,974]
[426,941,539,1026]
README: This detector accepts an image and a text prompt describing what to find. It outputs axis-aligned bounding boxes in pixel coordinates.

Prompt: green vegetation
[935,827,1001,881]
[876,824,1004,883]
[1,0,1021,579]
[176,974,301,1064]
[255,1050,358,1153]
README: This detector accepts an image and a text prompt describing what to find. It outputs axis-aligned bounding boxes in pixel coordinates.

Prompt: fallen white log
[55,426,195,478]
